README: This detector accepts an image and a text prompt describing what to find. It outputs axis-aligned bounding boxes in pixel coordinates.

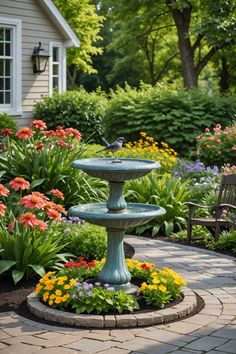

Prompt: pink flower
[9,177,30,191]
[208,137,214,142]
[19,212,39,228]
[0,184,9,197]
[20,194,45,209]
[16,128,34,140]
[205,128,210,133]
[232,146,236,151]
[36,220,48,231]
[47,209,61,221]
[1,128,13,135]
[216,139,221,144]
[50,189,64,200]
[0,203,6,216]
[30,120,47,130]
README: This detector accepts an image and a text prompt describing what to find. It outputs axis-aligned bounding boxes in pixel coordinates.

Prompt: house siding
[0,0,65,127]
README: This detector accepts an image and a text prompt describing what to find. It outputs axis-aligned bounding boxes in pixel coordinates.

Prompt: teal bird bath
[69,158,166,294]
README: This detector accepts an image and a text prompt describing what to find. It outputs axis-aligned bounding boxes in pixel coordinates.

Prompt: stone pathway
[0,235,236,354]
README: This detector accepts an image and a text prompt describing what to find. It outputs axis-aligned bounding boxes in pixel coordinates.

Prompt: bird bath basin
[69,158,166,293]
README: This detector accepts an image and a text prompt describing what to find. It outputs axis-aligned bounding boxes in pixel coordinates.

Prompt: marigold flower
[0,203,6,216]
[1,128,13,135]
[20,194,45,209]
[30,120,47,130]
[51,189,64,200]
[16,127,34,140]
[0,183,9,196]
[19,212,39,228]
[9,177,30,191]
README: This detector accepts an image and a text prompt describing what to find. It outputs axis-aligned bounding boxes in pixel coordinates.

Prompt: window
[49,42,66,95]
[0,18,21,114]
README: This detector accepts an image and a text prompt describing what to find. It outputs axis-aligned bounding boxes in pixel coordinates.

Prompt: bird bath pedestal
[69,158,166,294]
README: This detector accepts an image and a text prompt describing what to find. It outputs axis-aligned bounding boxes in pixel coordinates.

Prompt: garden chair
[186,174,236,244]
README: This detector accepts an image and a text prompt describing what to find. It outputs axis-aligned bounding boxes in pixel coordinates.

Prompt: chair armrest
[185,202,216,209]
[218,204,236,210]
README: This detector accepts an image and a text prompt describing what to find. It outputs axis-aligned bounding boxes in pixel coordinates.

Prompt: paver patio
[0,235,236,353]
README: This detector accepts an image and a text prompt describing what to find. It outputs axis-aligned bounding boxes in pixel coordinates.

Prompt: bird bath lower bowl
[69,158,166,293]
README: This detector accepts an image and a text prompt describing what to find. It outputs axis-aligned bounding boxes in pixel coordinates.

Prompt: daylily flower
[51,189,64,200]
[20,194,45,209]
[0,183,9,196]
[47,208,61,221]
[19,212,39,228]
[30,120,47,130]
[16,127,34,140]
[0,203,6,216]
[1,128,13,135]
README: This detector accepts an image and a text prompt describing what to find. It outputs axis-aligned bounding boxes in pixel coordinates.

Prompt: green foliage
[56,220,107,260]
[103,84,236,156]
[125,174,191,236]
[0,114,17,132]
[34,89,107,143]
[171,226,213,245]
[208,229,236,254]
[53,0,103,74]
[196,122,236,166]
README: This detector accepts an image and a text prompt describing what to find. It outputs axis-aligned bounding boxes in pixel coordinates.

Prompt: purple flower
[82,282,93,290]
[95,281,101,286]
[79,291,84,297]
[106,287,115,291]
[63,228,71,233]
[87,291,93,297]
[104,283,110,288]
[72,294,78,300]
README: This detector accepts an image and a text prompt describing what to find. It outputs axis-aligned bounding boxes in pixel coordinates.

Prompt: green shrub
[208,229,236,254]
[103,84,236,156]
[0,113,17,132]
[125,174,191,236]
[196,122,236,166]
[34,88,107,143]
[56,219,107,260]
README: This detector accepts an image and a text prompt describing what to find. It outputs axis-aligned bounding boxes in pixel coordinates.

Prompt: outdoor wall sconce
[32,42,50,74]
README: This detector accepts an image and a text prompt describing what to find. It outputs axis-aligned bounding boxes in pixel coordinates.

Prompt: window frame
[0,17,22,115]
[49,42,66,95]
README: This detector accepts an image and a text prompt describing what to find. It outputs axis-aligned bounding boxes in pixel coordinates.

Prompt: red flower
[36,143,44,150]
[30,120,47,130]
[0,183,9,197]
[65,128,82,140]
[7,221,15,232]
[19,212,39,228]
[1,128,13,135]
[16,127,34,140]
[43,130,55,137]
[57,139,67,147]
[0,203,6,216]
[140,263,151,271]
[9,177,30,191]
[55,126,66,138]
[2,145,7,151]
[20,194,45,209]
[51,189,64,200]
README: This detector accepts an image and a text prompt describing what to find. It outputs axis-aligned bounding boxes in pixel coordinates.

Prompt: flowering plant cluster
[119,132,177,173]
[0,177,70,284]
[196,122,236,167]
[35,258,186,313]
[0,120,85,207]
[222,163,236,176]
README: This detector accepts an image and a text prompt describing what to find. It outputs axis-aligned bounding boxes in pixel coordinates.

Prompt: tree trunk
[171,6,197,88]
[219,56,230,93]
[67,65,77,88]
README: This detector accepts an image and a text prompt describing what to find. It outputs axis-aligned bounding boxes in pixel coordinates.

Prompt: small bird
[96,137,125,159]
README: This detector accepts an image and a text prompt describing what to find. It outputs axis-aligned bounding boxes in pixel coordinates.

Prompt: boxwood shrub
[34,88,107,143]
[103,84,236,156]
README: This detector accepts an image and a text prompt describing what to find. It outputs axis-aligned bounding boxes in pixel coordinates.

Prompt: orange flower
[32,191,49,201]
[65,128,82,140]
[55,126,66,138]
[20,194,45,209]
[51,189,64,200]
[1,128,13,135]
[9,177,30,191]
[16,127,34,140]
[19,212,39,228]
[54,204,67,215]
[30,120,47,130]
[47,208,61,221]
[43,130,55,137]
[36,220,48,231]
[0,184,9,196]
[0,203,6,216]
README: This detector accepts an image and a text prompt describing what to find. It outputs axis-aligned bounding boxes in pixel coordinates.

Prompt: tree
[53,0,104,86]
[166,0,236,88]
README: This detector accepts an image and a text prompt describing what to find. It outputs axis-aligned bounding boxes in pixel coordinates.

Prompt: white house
[0,0,80,127]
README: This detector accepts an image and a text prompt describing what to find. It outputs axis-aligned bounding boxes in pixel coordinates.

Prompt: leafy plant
[0,179,72,284]
[34,89,107,143]
[125,175,191,236]
[0,113,17,132]
[208,229,236,254]
[196,122,236,166]
[56,219,107,261]
[103,84,236,156]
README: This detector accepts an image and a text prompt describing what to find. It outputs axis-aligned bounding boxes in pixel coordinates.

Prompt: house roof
[38,0,80,47]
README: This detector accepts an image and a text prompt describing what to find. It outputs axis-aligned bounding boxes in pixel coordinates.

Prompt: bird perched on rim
[96,137,125,159]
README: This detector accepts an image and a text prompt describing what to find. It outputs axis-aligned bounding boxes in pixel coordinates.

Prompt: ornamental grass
[35,258,186,314]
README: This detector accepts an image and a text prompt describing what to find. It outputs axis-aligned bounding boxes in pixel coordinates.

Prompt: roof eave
[38,0,80,47]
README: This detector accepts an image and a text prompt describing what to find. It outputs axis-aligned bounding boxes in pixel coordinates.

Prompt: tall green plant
[125,174,190,236]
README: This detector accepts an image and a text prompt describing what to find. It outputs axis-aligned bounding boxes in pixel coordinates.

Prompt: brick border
[27,287,197,328]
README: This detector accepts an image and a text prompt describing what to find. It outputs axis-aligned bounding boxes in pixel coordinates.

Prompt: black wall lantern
[32,42,50,74]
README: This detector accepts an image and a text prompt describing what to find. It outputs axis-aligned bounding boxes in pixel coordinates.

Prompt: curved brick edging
[27,287,198,328]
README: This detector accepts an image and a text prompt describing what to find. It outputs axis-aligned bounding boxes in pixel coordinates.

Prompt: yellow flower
[159,285,167,293]
[160,278,167,283]
[55,289,62,296]
[35,284,42,293]
[50,294,56,300]
[45,284,54,291]
[43,292,49,302]
[152,278,160,285]
[64,284,71,290]
[69,278,76,286]
[55,297,62,304]
[49,300,53,306]
[62,294,70,302]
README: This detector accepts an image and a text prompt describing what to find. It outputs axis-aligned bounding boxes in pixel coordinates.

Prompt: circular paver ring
[27,287,198,328]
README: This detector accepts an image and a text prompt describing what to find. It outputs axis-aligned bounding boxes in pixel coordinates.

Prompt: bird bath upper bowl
[69,158,166,293]
[72,158,160,182]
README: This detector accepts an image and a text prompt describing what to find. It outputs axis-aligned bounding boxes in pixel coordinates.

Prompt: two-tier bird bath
[69,158,166,294]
